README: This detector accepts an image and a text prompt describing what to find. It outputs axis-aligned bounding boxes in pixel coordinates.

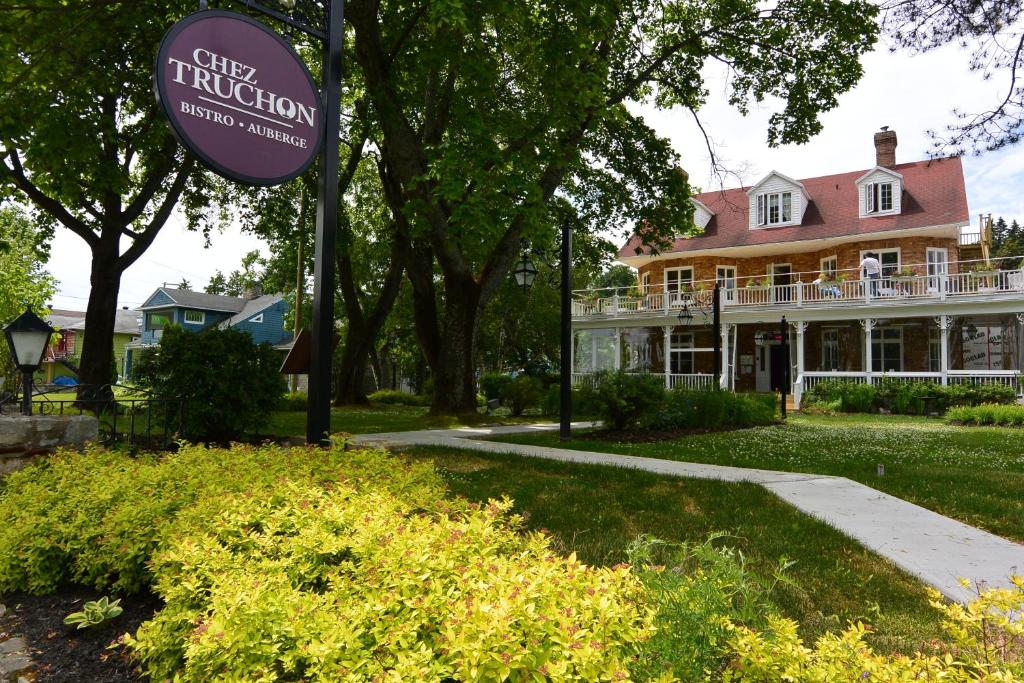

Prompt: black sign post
[155,1,343,445]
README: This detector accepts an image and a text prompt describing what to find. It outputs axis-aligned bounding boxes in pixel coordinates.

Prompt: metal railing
[0,384,186,450]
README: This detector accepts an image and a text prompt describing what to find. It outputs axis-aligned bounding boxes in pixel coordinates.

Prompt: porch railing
[573,256,1024,319]
[799,370,1022,400]
[571,372,716,390]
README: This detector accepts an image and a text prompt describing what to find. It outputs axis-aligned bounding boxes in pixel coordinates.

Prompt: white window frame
[756,191,793,226]
[859,248,901,276]
[928,327,941,372]
[669,332,695,374]
[770,263,793,303]
[820,255,838,279]
[716,265,737,303]
[249,313,264,324]
[664,266,694,305]
[866,182,895,214]
[822,327,841,371]
[640,271,651,293]
[871,327,904,372]
[183,310,205,325]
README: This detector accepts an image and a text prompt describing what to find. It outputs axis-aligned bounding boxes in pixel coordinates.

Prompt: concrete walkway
[352,423,1024,603]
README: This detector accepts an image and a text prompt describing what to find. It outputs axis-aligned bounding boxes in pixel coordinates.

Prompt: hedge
[805,378,1018,415]
[945,403,1024,426]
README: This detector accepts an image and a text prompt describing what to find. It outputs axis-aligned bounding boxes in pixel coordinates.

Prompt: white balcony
[572,257,1024,322]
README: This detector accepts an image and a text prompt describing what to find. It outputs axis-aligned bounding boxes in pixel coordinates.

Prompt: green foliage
[480,372,513,400]
[0,443,444,596]
[132,325,286,441]
[541,384,601,417]
[585,371,666,431]
[0,204,55,390]
[945,403,1024,426]
[646,389,777,431]
[367,389,431,406]
[63,596,123,630]
[500,375,545,416]
[807,379,1018,415]
[723,577,1024,681]
[628,536,785,682]
[280,392,308,411]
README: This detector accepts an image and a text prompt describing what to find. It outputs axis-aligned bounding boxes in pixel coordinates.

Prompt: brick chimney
[874,126,897,168]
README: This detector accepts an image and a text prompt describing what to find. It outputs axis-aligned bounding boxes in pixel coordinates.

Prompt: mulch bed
[0,588,161,682]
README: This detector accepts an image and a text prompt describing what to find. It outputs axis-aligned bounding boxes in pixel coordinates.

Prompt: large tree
[346,0,878,413]
[0,1,217,399]
[883,0,1024,154]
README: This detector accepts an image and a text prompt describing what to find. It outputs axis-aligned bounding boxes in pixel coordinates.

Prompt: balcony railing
[573,256,1024,319]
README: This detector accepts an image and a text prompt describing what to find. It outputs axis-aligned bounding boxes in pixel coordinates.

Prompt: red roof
[619,157,969,258]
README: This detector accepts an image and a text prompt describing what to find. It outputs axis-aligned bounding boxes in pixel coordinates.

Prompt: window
[866,182,894,213]
[871,327,903,372]
[664,267,694,303]
[670,332,695,374]
[147,312,171,330]
[929,328,941,372]
[183,310,205,325]
[640,272,651,292]
[756,191,793,226]
[820,256,838,279]
[860,248,900,276]
[822,328,841,371]
[249,313,264,324]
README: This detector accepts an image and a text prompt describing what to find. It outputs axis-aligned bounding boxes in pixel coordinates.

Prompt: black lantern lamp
[513,253,539,291]
[4,307,54,415]
[677,301,693,325]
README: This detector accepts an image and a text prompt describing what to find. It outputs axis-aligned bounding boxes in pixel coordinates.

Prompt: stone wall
[0,415,98,475]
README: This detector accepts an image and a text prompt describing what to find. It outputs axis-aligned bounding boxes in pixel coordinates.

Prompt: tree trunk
[334,328,372,405]
[430,281,482,415]
[77,243,120,404]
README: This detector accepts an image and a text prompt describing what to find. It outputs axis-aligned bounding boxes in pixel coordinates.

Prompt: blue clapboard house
[125,286,293,377]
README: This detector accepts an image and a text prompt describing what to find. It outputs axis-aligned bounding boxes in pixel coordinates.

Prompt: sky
[44,34,1024,311]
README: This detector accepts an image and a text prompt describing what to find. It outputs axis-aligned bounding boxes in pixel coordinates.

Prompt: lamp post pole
[560,220,572,440]
[306,0,344,445]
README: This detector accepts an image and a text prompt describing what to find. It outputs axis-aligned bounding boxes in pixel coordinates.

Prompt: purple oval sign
[155,10,322,186]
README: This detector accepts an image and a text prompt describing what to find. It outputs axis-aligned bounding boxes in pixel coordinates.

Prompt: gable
[690,198,714,230]
[140,288,176,309]
[746,172,809,229]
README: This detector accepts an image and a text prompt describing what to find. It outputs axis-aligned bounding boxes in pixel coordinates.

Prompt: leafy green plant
[500,374,544,416]
[588,371,666,430]
[63,596,123,630]
[946,403,1024,426]
[133,325,287,442]
[480,372,513,400]
[279,392,308,411]
[366,389,430,406]
[646,389,777,430]
[809,378,1017,415]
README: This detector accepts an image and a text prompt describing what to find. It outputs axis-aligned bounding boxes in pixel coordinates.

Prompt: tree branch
[115,155,195,272]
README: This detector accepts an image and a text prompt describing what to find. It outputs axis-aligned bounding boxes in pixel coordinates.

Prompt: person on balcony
[860,253,882,296]
[813,271,841,297]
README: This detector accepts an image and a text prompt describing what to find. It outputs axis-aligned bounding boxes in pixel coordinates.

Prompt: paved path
[353,423,1024,603]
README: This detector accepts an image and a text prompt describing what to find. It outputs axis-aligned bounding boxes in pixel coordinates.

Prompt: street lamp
[513,253,539,291]
[4,307,54,415]
[677,301,693,325]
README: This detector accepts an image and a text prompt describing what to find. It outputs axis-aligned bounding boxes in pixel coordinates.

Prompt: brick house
[571,129,1022,405]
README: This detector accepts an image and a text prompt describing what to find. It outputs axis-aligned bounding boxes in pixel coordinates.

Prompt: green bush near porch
[647,388,777,430]
[806,378,1017,415]
[945,403,1024,426]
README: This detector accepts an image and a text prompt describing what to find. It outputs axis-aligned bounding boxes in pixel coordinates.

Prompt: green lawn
[266,405,547,437]
[404,446,943,655]
[491,413,1024,543]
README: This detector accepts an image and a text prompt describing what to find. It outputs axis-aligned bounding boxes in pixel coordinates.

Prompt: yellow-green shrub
[0,442,445,594]
[721,577,1024,682]
[127,487,653,682]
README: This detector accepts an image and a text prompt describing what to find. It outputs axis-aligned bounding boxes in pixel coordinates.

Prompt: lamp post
[4,307,54,416]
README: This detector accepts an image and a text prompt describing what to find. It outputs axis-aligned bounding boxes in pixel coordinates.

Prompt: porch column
[794,321,808,407]
[861,318,875,383]
[729,324,738,390]
[613,328,622,371]
[663,325,672,389]
[937,315,951,385]
[720,324,730,389]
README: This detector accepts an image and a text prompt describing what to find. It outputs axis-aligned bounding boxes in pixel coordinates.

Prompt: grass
[266,404,548,437]
[404,445,944,655]
[491,413,1024,543]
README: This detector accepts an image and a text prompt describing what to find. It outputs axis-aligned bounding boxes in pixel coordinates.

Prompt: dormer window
[756,191,793,226]
[866,182,893,214]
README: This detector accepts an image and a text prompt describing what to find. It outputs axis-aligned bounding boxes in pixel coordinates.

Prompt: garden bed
[0,588,159,682]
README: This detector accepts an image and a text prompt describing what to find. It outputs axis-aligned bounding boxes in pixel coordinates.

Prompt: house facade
[41,308,141,383]
[571,129,1023,405]
[125,287,293,376]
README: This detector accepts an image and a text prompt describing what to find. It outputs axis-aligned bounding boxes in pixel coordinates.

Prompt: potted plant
[745,278,770,290]
[891,266,918,282]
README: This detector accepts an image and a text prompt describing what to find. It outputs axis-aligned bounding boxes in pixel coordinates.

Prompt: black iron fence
[0,384,186,450]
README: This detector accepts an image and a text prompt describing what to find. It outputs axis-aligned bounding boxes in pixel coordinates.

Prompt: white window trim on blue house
[183,310,205,324]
